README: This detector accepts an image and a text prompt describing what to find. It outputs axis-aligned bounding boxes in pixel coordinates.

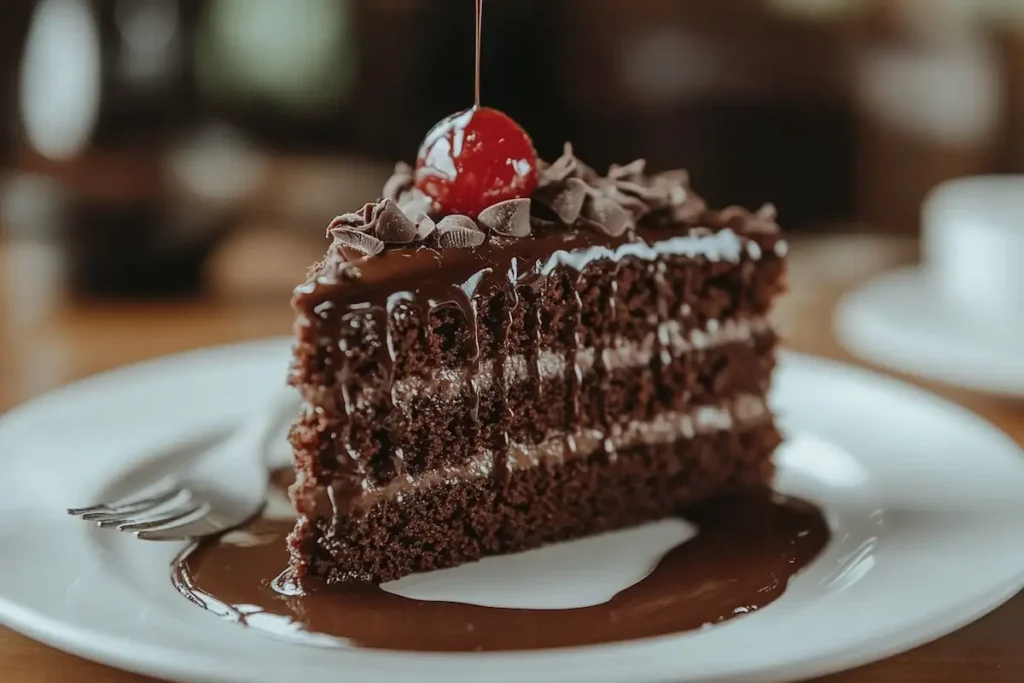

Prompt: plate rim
[1,341,1023,683]
[835,266,1024,398]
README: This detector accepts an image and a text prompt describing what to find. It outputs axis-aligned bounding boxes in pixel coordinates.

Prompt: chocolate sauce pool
[173,472,828,652]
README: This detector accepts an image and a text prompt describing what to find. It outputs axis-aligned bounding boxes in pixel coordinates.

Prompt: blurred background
[4,3,1024,677]
[1,0,1024,409]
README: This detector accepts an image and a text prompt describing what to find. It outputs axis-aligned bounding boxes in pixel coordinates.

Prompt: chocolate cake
[287,119,787,585]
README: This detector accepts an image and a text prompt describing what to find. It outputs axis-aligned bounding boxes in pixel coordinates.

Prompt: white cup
[922,176,1024,337]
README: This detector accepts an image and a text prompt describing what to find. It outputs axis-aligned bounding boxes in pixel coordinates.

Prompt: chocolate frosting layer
[325,145,741,259]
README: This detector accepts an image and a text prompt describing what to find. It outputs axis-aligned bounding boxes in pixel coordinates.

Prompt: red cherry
[415,107,539,219]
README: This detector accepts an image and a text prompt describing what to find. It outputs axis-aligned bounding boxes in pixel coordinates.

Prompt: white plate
[835,267,1024,398]
[1,341,1023,683]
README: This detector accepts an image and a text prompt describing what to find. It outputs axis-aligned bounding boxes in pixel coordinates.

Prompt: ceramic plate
[835,266,1024,398]
[1,341,1023,683]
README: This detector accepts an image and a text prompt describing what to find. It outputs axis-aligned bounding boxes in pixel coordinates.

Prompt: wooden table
[0,233,1021,682]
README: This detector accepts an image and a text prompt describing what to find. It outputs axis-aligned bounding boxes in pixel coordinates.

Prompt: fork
[67,390,298,541]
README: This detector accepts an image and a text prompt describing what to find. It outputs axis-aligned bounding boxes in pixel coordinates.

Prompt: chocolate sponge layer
[287,219,787,585]
[289,421,780,584]
[288,333,777,488]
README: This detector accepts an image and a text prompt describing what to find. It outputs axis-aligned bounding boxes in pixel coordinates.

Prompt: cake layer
[296,391,771,512]
[289,328,777,486]
[290,225,786,393]
[288,419,781,584]
[290,222,784,491]
[297,314,772,410]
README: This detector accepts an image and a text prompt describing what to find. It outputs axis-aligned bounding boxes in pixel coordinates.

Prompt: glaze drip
[492,270,517,484]
[565,279,585,456]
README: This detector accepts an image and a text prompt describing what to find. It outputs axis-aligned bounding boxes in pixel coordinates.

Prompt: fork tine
[96,510,186,529]
[96,516,137,528]
[117,502,209,532]
[68,487,181,517]
[81,491,187,522]
[135,518,222,541]
[84,511,142,522]
[90,490,190,526]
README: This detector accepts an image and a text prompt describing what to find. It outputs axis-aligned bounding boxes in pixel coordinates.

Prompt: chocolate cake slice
[287,142,787,584]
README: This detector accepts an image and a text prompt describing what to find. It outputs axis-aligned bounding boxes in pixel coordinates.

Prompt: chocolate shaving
[540,142,598,187]
[356,202,376,223]
[414,214,436,241]
[397,188,435,222]
[327,201,378,235]
[671,197,707,223]
[717,206,751,226]
[650,171,698,213]
[745,204,781,234]
[327,212,366,234]
[533,142,705,235]
[608,159,646,181]
[371,199,417,244]
[602,183,651,218]
[581,196,632,237]
[382,162,438,222]
[534,177,588,224]
[478,198,532,238]
[435,227,486,249]
[324,142,718,256]
[437,214,477,232]
[330,228,385,256]
[653,169,690,194]
[541,146,578,186]
[436,215,486,248]
[707,205,778,235]
[614,179,661,204]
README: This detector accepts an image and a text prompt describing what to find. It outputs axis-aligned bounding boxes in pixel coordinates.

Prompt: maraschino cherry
[415,107,538,219]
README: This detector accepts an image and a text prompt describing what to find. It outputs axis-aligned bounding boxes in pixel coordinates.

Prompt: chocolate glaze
[174,471,828,652]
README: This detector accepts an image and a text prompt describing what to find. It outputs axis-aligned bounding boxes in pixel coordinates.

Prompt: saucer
[1,340,1023,682]
[835,266,1024,398]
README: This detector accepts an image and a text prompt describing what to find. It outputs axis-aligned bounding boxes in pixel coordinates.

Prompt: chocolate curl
[478,198,532,238]
[326,201,377,235]
[330,228,385,256]
[598,181,650,218]
[608,158,646,181]
[327,213,365,234]
[371,199,417,244]
[435,215,486,248]
[534,177,588,225]
[747,203,781,235]
[540,143,579,185]
[580,196,632,237]
[414,214,436,241]
[397,188,435,223]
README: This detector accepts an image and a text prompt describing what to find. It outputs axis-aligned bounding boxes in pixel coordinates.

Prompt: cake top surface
[326,142,716,261]
[295,126,783,314]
